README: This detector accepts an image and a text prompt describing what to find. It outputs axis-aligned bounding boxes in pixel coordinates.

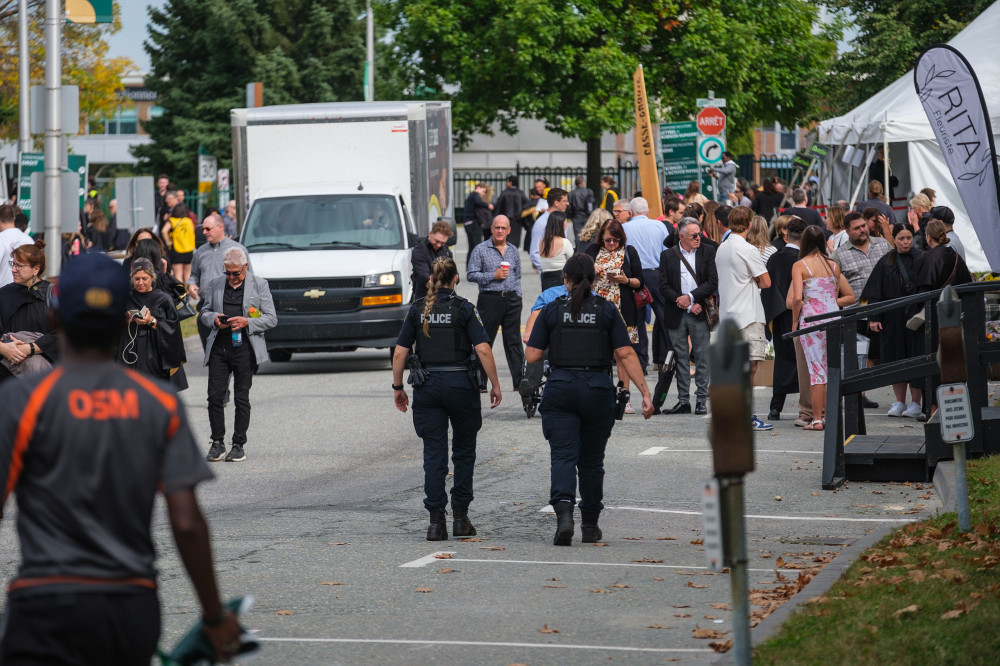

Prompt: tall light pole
[43,0,62,277]
[365,0,375,102]
[18,0,30,154]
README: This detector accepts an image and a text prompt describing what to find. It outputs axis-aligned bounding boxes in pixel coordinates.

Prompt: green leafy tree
[136,0,400,189]
[822,0,994,116]
[385,0,839,185]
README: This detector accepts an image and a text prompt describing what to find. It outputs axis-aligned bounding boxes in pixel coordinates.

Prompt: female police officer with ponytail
[525,254,653,546]
[392,258,502,541]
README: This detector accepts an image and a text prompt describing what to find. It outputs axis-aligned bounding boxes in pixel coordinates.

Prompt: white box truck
[231,101,453,362]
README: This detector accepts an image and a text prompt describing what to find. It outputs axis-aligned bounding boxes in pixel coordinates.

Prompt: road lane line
[255,637,712,653]
[639,447,818,455]
[400,551,455,568]
[612,506,918,523]
[401,552,796,573]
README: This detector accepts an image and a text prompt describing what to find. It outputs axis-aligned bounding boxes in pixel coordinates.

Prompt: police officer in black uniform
[525,254,652,545]
[392,258,502,540]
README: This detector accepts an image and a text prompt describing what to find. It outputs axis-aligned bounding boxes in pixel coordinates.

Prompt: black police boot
[553,501,575,546]
[580,511,602,543]
[453,507,476,537]
[427,509,448,541]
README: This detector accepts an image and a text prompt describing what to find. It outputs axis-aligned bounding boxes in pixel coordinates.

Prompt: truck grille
[267,277,364,290]
[275,296,361,313]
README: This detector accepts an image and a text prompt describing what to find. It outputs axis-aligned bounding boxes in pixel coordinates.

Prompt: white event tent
[816,0,1000,271]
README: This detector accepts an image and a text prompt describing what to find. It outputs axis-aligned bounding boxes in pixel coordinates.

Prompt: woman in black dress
[862,223,924,418]
[0,241,57,382]
[118,258,187,384]
[751,177,785,223]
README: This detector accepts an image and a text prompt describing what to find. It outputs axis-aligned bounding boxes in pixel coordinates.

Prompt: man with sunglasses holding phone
[187,213,249,350]
[200,248,276,462]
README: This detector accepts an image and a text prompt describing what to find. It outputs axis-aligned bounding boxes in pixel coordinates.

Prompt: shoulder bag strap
[895,252,913,289]
[944,251,959,287]
[675,246,701,286]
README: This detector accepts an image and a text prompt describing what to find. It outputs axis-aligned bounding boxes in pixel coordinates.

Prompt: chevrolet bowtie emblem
[303,289,326,299]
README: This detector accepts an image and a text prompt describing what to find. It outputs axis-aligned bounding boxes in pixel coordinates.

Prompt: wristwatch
[392,383,404,391]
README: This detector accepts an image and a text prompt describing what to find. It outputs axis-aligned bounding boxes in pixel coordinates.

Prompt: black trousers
[208,338,257,445]
[412,372,482,511]
[477,291,524,389]
[642,268,671,366]
[463,222,483,267]
[0,588,160,665]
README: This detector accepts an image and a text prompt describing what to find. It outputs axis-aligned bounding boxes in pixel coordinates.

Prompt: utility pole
[365,0,375,102]
[18,0,30,154]
[43,0,62,277]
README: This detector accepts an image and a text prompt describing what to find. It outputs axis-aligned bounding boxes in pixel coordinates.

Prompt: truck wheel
[268,350,292,363]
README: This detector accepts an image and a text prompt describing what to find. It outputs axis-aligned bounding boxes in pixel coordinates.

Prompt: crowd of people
[0,171,277,466]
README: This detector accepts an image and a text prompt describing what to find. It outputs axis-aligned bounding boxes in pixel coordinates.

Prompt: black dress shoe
[662,401,691,415]
[862,396,879,409]
[768,409,781,420]
[695,402,707,415]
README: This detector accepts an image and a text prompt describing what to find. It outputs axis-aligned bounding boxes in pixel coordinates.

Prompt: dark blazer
[763,245,798,322]
[659,243,718,331]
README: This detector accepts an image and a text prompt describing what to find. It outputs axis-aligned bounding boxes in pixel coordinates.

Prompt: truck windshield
[243,195,404,250]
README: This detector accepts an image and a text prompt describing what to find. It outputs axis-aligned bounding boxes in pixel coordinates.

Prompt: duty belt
[424,364,469,372]
[551,365,609,373]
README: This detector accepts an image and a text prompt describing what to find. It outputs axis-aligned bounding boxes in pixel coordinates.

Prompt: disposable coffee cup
[500,262,510,270]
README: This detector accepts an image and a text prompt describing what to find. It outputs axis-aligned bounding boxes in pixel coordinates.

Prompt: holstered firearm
[468,352,487,391]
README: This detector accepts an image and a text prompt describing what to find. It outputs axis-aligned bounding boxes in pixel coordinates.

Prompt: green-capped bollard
[707,319,754,665]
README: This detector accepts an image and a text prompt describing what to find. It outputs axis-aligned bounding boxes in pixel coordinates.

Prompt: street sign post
[659,121,699,194]
[18,152,87,224]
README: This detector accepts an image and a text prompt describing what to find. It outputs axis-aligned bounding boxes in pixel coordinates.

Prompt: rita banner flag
[915,44,1000,271]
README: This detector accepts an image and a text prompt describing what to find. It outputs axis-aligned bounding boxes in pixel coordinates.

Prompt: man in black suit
[763,216,811,424]
[659,217,718,415]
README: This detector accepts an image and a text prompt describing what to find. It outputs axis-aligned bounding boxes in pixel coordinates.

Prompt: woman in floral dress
[787,226,856,430]
[588,218,644,412]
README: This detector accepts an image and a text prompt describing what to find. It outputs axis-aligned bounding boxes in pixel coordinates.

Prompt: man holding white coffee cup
[467,215,524,390]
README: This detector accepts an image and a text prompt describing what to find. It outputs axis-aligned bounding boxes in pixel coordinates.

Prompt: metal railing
[785,281,1000,489]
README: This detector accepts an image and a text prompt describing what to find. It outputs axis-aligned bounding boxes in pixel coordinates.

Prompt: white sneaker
[902,402,923,418]
[887,401,905,417]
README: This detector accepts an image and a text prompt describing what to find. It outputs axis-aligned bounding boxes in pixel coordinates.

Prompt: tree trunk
[586,136,602,205]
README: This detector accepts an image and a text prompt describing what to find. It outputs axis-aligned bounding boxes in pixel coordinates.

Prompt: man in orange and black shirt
[0,254,240,664]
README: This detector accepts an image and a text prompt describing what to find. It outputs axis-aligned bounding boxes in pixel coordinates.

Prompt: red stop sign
[697,107,726,136]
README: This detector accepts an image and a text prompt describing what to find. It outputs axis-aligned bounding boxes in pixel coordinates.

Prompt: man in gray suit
[200,247,277,462]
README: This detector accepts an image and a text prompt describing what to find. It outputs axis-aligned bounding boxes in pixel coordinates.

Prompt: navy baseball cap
[53,253,130,329]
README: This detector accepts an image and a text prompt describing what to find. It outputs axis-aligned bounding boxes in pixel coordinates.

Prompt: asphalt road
[0,235,942,665]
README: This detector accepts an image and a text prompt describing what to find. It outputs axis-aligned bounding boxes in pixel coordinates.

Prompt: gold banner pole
[633,65,663,219]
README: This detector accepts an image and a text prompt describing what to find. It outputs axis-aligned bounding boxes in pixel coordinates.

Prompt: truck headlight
[364,272,397,287]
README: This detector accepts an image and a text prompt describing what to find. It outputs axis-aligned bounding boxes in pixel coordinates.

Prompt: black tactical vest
[415,295,472,365]
[549,296,611,369]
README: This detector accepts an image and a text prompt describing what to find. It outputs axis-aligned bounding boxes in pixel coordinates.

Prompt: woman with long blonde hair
[391,257,502,541]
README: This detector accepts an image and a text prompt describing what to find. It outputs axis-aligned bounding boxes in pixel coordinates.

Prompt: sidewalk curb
[711,522,898,664]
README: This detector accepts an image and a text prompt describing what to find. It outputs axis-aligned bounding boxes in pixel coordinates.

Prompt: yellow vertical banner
[633,65,663,219]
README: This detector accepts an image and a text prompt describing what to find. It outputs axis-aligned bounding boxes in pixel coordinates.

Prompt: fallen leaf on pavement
[652,577,665,581]
[434,553,453,559]
[622,536,644,540]
[328,542,348,546]
[691,538,705,545]
[590,588,612,594]
[543,585,566,589]
[593,542,609,547]
[656,536,677,541]
[609,583,631,588]
[481,546,505,551]
[693,627,729,639]
[710,603,731,610]
[673,613,691,618]
[538,624,560,634]
[415,587,433,593]
[686,582,709,589]
[437,568,456,574]
[459,538,483,542]
[703,615,719,620]
[672,604,690,608]
[710,639,733,653]
[320,581,346,586]
[633,557,664,563]
[646,623,670,629]
[276,610,293,616]
[547,577,560,581]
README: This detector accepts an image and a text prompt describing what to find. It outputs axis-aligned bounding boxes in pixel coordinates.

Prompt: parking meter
[708,319,754,476]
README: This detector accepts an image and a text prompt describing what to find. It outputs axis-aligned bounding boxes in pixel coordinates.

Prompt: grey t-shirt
[946,230,967,262]
[0,362,213,592]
